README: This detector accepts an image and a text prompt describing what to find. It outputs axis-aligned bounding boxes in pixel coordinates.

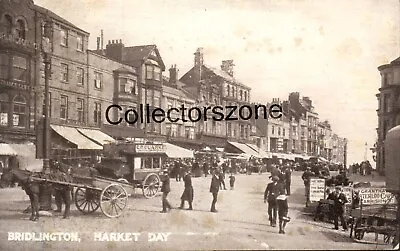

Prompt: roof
[204,64,235,82]
[122,45,166,71]
[33,5,88,34]
[114,67,137,75]
[163,85,195,101]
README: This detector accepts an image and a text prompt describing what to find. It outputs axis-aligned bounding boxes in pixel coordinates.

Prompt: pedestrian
[210,169,220,213]
[179,169,193,210]
[284,166,291,195]
[160,169,172,213]
[264,176,284,227]
[219,168,227,190]
[332,186,348,230]
[277,194,291,234]
[301,167,314,204]
[203,162,209,177]
[229,173,236,190]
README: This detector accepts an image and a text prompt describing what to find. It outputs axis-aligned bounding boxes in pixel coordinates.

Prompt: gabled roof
[33,5,89,34]
[203,64,235,82]
[122,45,166,71]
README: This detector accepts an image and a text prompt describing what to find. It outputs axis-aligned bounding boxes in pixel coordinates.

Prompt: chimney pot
[108,40,111,45]
[119,39,122,43]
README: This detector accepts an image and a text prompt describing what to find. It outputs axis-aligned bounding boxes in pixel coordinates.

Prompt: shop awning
[77,128,115,146]
[0,144,17,156]
[51,125,103,150]
[164,143,194,158]
[318,157,329,162]
[216,147,224,152]
[228,141,260,157]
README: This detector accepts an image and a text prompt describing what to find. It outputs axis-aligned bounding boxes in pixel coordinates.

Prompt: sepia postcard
[0,0,399,250]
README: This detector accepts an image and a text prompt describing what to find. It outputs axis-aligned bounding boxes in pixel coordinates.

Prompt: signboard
[355,187,397,205]
[0,113,7,125]
[341,186,353,205]
[309,178,326,202]
[135,144,165,153]
[0,79,30,90]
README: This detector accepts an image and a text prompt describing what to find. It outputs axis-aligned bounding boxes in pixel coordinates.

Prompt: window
[61,63,68,82]
[94,102,101,125]
[12,56,27,82]
[384,94,390,113]
[278,127,281,136]
[272,126,275,135]
[227,85,230,96]
[292,126,297,134]
[127,104,137,127]
[0,94,9,126]
[77,67,84,85]
[244,91,247,101]
[154,66,161,81]
[76,34,83,51]
[12,95,27,127]
[60,27,68,46]
[16,20,25,40]
[240,90,243,100]
[166,124,172,136]
[283,128,286,137]
[0,53,9,79]
[185,127,190,138]
[94,72,102,89]
[42,92,52,118]
[5,15,12,36]
[153,96,160,108]
[119,78,137,94]
[77,98,84,123]
[145,65,161,80]
[60,95,68,119]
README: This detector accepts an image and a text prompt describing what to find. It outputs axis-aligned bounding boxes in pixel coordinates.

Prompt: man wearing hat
[179,169,194,210]
[332,186,348,230]
[264,176,285,227]
[160,169,172,213]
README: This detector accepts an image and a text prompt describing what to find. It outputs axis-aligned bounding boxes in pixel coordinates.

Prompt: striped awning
[164,143,194,158]
[51,125,102,150]
[228,141,259,157]
[77,128,115,146]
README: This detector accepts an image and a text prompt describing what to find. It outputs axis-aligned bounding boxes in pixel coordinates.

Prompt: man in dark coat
[332,186,348,230]
[160,169,172,213]
[210,169,220,212]
[264,176,284,227]
[277,194,290,234]
[179,169,193,210]
[219,168,227,190]
[302,167,314,203]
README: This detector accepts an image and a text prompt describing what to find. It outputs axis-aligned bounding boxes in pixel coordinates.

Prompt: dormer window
[16,20,26,40]
[146,65,161,81]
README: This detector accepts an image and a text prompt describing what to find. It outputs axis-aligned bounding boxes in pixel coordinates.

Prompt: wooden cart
[349,201,397,244]
[31,174,133,218]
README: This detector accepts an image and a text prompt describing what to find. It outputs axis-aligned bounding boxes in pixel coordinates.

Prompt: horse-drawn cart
[29,172,133,218]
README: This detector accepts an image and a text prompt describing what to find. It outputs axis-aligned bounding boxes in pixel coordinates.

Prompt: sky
[35,0,400,166]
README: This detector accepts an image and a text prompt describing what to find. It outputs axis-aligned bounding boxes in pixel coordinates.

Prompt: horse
[0,168,73,221]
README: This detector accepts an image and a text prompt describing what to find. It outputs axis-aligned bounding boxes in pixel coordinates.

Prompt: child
[277,194,290,234]
[229,174,236,190]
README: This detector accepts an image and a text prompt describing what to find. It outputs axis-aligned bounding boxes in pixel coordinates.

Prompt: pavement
[0,171,395,250]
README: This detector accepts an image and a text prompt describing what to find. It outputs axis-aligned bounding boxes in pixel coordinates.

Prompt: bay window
[145,65,161,81]
[13,95,27,128]
[12,56,27,82]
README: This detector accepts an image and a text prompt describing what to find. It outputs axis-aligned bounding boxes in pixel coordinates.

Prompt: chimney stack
[169,65,179,84]
[101,30,104,50]
[105,38,124,62]
[194,47,204,66]
[221,60,234,76]
[96,37,100,50]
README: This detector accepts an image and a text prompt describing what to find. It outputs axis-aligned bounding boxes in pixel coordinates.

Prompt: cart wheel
[142,173,161,198]
[74,188,100,214]
[354,230,365,240]
[100,184,128,218]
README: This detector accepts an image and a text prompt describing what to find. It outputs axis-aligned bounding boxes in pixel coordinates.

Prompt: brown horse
[0,168,72,221]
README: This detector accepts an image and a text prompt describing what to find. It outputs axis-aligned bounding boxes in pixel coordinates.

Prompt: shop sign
[355,187,397,205]
[0,79,30,90]
[135,144,165,153]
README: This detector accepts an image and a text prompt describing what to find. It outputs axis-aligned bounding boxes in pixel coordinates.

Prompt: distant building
[376,57,400,175]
